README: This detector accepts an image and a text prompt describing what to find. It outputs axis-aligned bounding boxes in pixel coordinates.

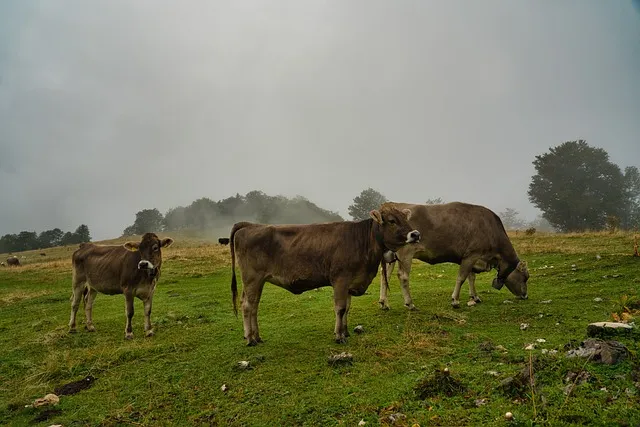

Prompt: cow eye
[388,218,396,225]
[152,245,159,251]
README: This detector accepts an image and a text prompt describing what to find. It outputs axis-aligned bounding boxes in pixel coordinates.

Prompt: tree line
[0,225,91,253]
[122,191,344,236]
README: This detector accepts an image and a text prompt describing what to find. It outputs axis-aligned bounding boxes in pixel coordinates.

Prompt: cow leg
[142,293,155,337]
[333,284,349,344]
[83,288,98,332]
[342,294,352,337]
[241,279,264,346]
[468,273,482,303]
[68,276,85,333]
[249,282,265,344]
[378,261,396,310]
[397,258,417,310]
[451,260,474,308]
[124,292,135,340]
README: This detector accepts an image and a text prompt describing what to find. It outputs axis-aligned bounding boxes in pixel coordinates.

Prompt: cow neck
[496,258,519,282]
[372,220,390,254]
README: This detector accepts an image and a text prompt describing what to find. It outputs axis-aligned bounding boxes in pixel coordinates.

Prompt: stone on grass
[33,394,59,408]
[566,339,629,365]
[353,325,365,334]
[328,352,353,366]
[586,322,634,339]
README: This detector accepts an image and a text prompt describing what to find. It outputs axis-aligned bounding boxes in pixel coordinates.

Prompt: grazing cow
[68,233,174,339]
[40,252,47,257]
[6,257,20,267]
[379,202,529,310]
[218,237,230,245]
[229,204,421,346]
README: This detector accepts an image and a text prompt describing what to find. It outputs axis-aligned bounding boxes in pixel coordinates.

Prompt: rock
[221,384,228,392]
[467,300,476,307]
[475,398,488,407]
[353,325,365,334]
[358,420,366,426]
[496,345,507,352]
[524,343,536,350]
[486,371,499,377]
[236,360,252,370]
[478,341,495,352]
[536,338,547,343]
[564,370,592,395]
[586,322,635,338]
[505,412,513,420]
[520,323,529,331]
[566,339,629,365]
[386,413,406,424]
[596,254,601,260]
[33,394,59,408]
[503,300,513,304]
[328,352,353,366]
[593,297,603,302]
[540,300,552,304]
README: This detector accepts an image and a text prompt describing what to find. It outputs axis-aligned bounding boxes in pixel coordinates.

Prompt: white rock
[358,420,366,426]
[503,300,513,304]
[524,343,536,350]
[594,297,603,302]
[536,338,547,343]
[221,384,228,392]
[596,255,601,260]
[520,323,529,330]
[505,412,513,420]
[540,300,552,304]
[467,300,476,307]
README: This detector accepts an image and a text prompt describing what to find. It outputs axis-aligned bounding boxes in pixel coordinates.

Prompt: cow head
[370,205,421,251]
[123,233,174,278]
[493,261,529,299]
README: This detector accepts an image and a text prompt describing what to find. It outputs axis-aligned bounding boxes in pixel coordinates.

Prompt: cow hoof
[405,303,418,311]
[68,328,77,334]
[85,325,96,332]
[145,330,155,337]
[125,333,134,340]
[335,336,347,344]
[451,301,460,309]
[379,301,390,310]
[247,339,259,347]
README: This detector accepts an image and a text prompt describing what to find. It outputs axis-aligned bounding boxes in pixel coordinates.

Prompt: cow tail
[230,222,251,317]
[381,259,390,293]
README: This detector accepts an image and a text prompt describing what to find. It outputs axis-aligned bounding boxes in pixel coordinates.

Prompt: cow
[6,256,20,266]
[229,205,421,346]
[218,237,230,245]
[68,232,174,339]
[378,201,529,310]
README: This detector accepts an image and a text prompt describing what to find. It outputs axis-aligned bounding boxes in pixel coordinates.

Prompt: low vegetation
[1,231,639,426]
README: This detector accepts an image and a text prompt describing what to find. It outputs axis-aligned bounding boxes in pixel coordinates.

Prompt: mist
[1,1,639,240]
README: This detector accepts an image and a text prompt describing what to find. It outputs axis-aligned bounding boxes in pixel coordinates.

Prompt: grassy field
[1,231,639,426]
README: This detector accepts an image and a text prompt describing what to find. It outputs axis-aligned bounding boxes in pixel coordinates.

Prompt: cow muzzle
[406,230,421,243]
[138,260,155,270]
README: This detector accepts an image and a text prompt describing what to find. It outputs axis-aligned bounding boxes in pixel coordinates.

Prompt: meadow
[1,231,639,426]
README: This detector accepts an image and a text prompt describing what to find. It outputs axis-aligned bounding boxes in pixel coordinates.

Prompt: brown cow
[218,237,230,245]
[378,201,529,310]
[6,256,20,266]
[68,233,174,339]
[229,205,421,346]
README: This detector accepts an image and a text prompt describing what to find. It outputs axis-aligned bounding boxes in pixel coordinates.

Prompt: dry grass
[0,289,51,304]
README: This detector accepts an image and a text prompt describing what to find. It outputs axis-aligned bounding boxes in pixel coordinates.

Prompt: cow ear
[369,210,383,224]
[123,242,140,252]
[160,237,174,248]
[402,209,412,221]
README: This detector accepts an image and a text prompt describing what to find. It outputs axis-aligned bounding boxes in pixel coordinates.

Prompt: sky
[1,1,639,241]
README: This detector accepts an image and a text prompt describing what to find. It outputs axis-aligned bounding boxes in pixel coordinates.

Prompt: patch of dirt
[54,375,96,396]
[414,369,467,399]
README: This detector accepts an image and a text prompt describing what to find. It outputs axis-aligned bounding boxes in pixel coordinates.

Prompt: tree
[499,208,526,230]
[38,228,64,248]
[425,197,444,205]
[528,140,627,232]
[74,224,91,243]
[60,232,76,246]
[348,188,388,221]
[123,209,163,236]
[163,206,187,231]
[527,215,556,233]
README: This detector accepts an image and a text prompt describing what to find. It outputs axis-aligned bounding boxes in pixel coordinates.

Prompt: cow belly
[86,277,123,295]
[270,277,329,295]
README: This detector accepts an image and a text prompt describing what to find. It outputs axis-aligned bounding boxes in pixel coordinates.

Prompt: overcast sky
[1,1,639,240]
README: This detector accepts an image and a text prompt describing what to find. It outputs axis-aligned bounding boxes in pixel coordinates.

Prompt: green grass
[1,232,639,426]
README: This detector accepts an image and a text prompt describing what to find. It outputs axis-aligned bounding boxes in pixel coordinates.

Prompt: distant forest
[122,190,344,237]
[0,225,91,254]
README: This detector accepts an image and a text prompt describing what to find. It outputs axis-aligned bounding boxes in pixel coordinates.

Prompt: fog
[1,1,639,240]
